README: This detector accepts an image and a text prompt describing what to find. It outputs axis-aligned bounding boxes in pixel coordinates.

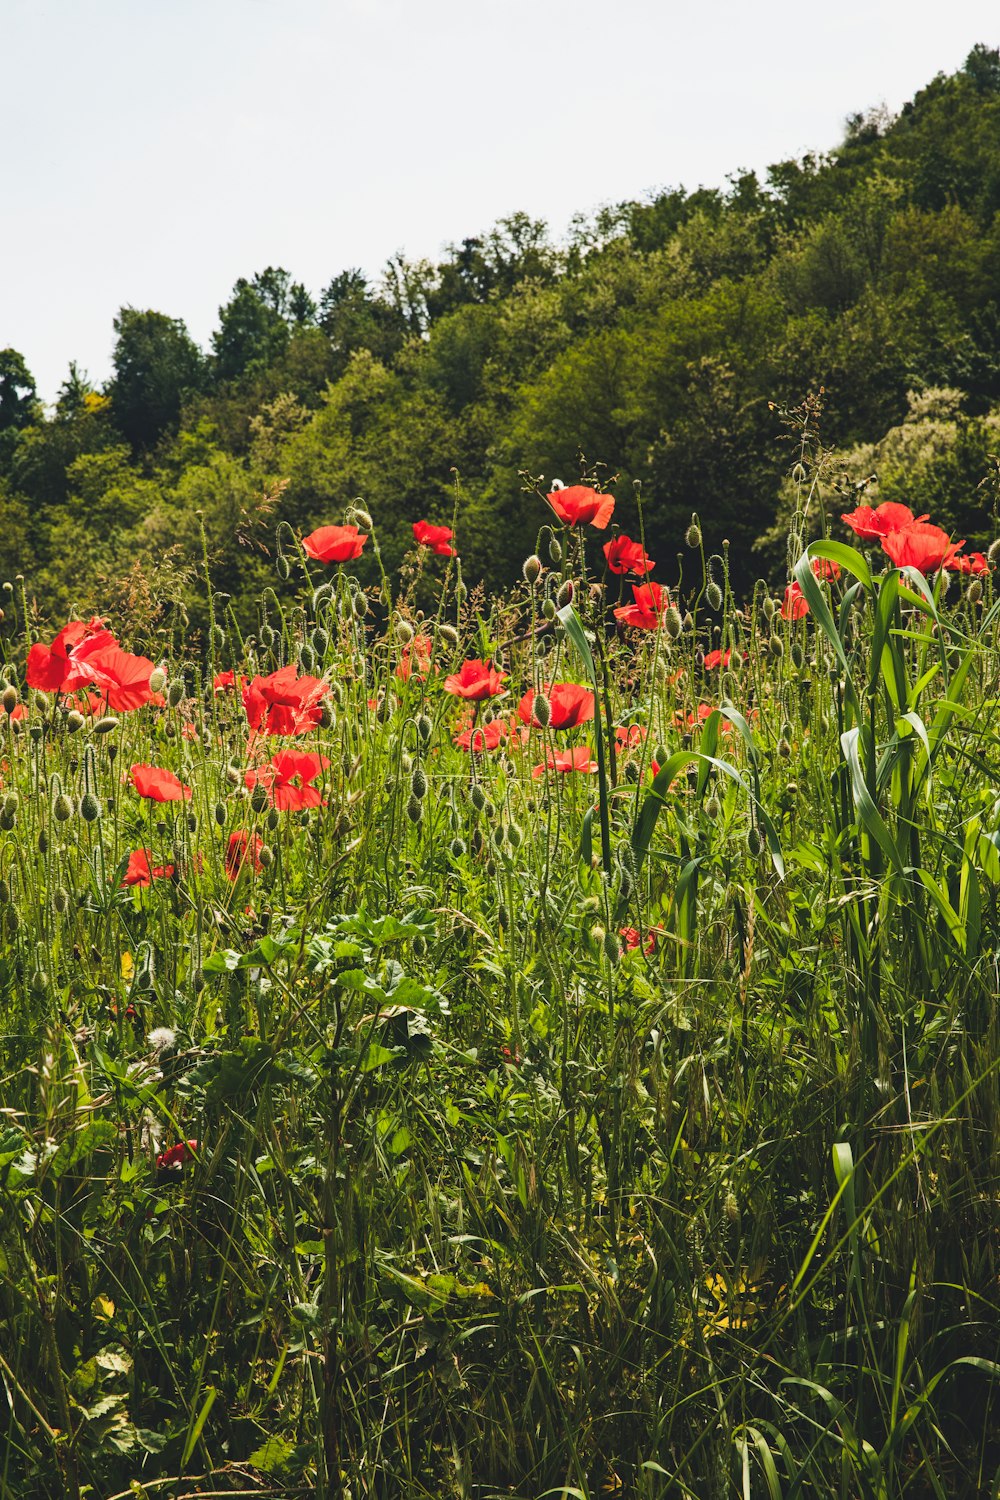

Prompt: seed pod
[28,723,43,742]
[1,686,17,714]
[405,794,423,824]
[266,808,279,831]
[167,679,185,708]
[53,794,73,822]
[149,667,167,694]
[80,793,102,822]
[507,822,523,849]
[416,713,432,744]
[94,716,118,735]
[66,710,85,733]
[685,518,702,548]
[705,581,723,611]
[250,784,269,815]
[53,887,70,914]
[411,765,428,800]
[665,607,683,639]
[532,692,551,728]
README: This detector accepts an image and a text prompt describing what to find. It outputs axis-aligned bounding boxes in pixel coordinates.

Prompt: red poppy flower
[882,524,965,575]
[615,723,647,748]
[531,745,598,777]
[413,520,456,556]
[516,682,595,730]
[156,1140,198,1169]
[841,502,929,540]
[620,926,656,955]
[702,649,732,670]
[26,617,108,694]
[950,550,990,574]
[129,764,192,803]
[396,635,433,681]
[781,582,809,620]
[603,534,654,576]
[244,750,330,811]
[63,635,165,711]
[243,665,329,737]
[672,704,731,732]
[613,581,670,629]
[443,659,507,701]
[213,670,248,695]
[120,849,175,887]
[811,557,841,581]
[225,830,264,880]
[454,718,511,752]
[301,524,368,563]
[546,485,615,529]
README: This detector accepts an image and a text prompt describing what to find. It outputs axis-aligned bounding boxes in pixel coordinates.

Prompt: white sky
[3,0,998,402]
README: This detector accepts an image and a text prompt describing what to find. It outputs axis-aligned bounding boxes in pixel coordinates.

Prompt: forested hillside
[4,44,1000,632]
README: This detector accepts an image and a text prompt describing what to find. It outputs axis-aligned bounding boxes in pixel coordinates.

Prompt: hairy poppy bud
[706,584,722,614]
[0,879,9,903]
[214,802,227,827]
[705,794,721,820]
[790,643,804,669]
[258,844,274,869]
[53,887,70,915]
[665,607,683,639]
[532,692,551,728]
[1,686,17,714]
[53,794,74,822]
[411,765,428,800]
[556,579,574,609]
[250,784,269,815]
[450,837,466,859]
[548,537,562,564]
[769,636,784,659]
[497,904,510,930]
[65,709,85,733]
[353,593,369,619]
[439,624,459,647]
[778,737,792,759]
[747,825,764,857]
[3,792,19,818]
[319,699,334,729]
[470,784,487,812]
[507,822,523,849]
[395,619,414,645]
[603,931,621,967]
[149,667,167,695]
[348,505,373,530]
[762,595,776,620]
[405,794,423,824]
[94,716,118,735]
[686,517,702,548]
[416,713,432,744]
[167,679,185,708]
[542,598,556,621]
[455,582,467,604]
[523,554,542,585]
[967,580,983,604]
[263,808,278,832]
[38,828,49,855]
[724,1190,739,1223]
[312,626,329,656]
[80,793,102,822]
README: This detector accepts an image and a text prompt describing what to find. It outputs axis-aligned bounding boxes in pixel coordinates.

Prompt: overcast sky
[3,0,999,402]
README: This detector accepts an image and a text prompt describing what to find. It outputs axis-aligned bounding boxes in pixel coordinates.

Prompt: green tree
[110,309,205,452]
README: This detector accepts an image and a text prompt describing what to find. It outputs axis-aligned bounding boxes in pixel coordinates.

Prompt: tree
[212,268,316,383]
[0,349,39,464]
[110,309,205,452]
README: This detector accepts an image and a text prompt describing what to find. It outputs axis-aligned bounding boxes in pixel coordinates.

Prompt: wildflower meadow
[0,467,998,1499]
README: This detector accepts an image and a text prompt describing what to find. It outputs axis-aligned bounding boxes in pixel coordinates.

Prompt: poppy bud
[532,692,551,728]
[311,626,329,657]
[53,794,74,822]
[250,784,269,814]
[705,794,721,820]
[275,554,291,581]
[353,593,369,619]
[260,625,277,649]
[38,828,49,854]
[747,825,764,857]
[348,505,373,530]
[791,643,805,670]
[80,793,102,822]
[686,518,702,548]
[694,649,705,670]
[395,619,414,645]
[225,765,241,786]
[498,904,510,930]
[967,580,983,604]
[0,879,9,903]
[450,837,466,859]
[507,822,523,849]
[762,596,776,620]
[416,713,432,744]
[778,738,792,759]
[603,931,621,967]
[214,802,227,827]
[166,678,185,708]
[623,761,639,784]
[769,636,784,659]
[258,845,274,869]
[556,580,574,609]
[455,581,468,604]
[147,667,166,695]
[266,808,279,831]
[94,716,118,735]
[548,538,562,564]
[400,751,412,773]
[987,538,1000,564]
[411,765,428,800]
[523,554,542,585]
[439,624,459,647]
[665,607,683,639]
[724,1190,740,1223]
[53,887,70,915]
[470,785,487,812]
[542,598,556,621]
[186,812,198,833]
[705,582,723,612]
[1,686,17,714]
[405,794,423,824]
